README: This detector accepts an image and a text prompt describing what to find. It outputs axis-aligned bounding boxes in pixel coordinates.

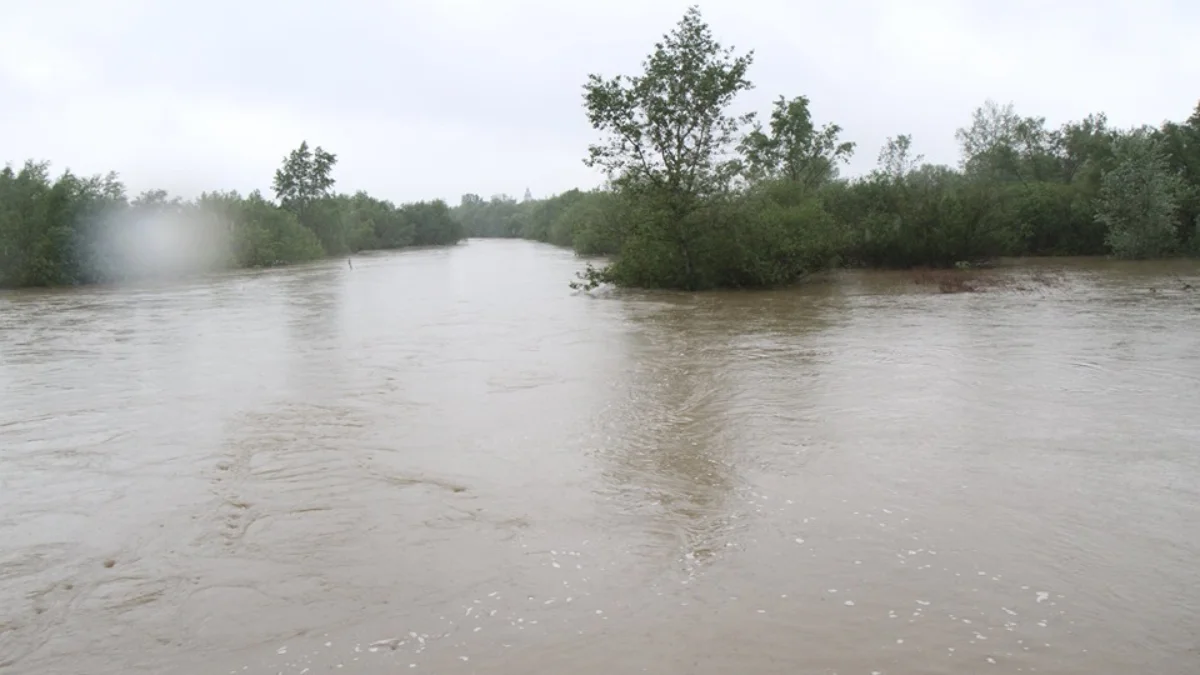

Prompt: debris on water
[844,600,855,606]
[369,638,403,650]
[795,538,804,544]
[276,647,287,655]
[1036,591,1049,603]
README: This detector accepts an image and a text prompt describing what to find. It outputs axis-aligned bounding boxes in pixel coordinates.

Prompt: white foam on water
[277,647,287,655]
[1036,591,1049,603]
[844,600,855,606]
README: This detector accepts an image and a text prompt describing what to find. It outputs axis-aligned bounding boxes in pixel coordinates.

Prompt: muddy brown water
[1,240,1199,675]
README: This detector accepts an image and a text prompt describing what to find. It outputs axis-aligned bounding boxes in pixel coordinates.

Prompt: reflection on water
[1,242,1199,675]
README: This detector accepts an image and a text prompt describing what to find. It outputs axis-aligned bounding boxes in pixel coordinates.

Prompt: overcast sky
[2,0,1197,205]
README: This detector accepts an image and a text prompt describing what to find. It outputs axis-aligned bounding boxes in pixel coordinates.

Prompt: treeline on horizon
[455,7,1200,290]
[3,6,1199,291]
[0,142,463,288]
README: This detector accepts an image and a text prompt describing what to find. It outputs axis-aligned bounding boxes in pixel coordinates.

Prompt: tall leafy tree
[1096,128,1186,259]
[272,141,337,213]
[580,5,755,289]
[740,95,854,188]
[271,141,342,252]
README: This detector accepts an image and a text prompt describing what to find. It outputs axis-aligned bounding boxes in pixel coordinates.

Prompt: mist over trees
[3,5,1198,290]
[0,142,464,288]
[451,6,1200,290]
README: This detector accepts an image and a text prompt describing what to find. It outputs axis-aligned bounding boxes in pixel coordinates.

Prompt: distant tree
[740,95,854,188]
[875,134,923,182]
[272,141,337,214]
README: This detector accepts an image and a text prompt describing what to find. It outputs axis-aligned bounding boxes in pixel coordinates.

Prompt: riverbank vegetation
[451,6,1200,290]
[4,6,1197,291]
[0,142,463,288]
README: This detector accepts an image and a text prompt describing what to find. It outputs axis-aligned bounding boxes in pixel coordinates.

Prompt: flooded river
[1,240,1198,675]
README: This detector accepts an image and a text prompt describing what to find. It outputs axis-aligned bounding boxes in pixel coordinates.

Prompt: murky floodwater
[2,240,1198,675]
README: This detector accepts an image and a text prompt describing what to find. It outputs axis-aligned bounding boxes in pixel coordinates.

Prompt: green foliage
[474,11,1200,290]
[5,11,1200,292]
[404,200,463,246]
[198,190,325,268]
[1,141,464,288]
[0,161,126,287]
[272,141,337,213]
[740,96,855,188]
[1095,129,1186,259]
[581,5,756,290]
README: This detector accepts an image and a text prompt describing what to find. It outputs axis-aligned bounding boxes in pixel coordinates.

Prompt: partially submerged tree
[579,5,755,289]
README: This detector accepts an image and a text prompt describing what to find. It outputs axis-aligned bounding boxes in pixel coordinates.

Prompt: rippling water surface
[1,240,1198,674]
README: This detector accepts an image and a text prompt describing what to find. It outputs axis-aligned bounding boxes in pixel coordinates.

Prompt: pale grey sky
[2,0,1197,205]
